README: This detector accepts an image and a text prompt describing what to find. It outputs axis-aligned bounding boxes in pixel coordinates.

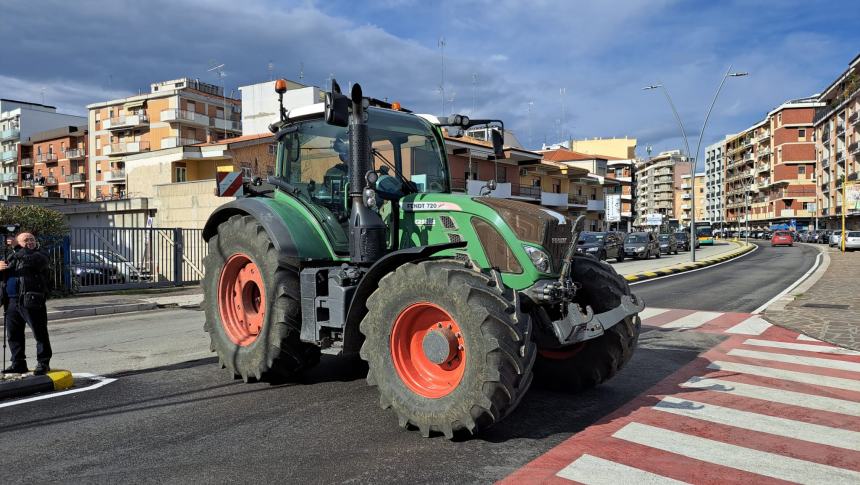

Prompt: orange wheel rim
[218,253,266,346]
[390,302,466,399]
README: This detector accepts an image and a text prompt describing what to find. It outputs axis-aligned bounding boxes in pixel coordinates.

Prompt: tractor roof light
[274,79,288,94]
[391,101,402,111]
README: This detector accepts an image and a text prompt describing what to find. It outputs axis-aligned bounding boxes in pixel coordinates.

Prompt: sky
[2,0,858,165]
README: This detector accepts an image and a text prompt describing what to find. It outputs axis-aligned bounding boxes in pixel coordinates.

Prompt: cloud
[1,0,858,156]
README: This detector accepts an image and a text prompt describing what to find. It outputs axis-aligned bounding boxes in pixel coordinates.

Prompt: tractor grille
[440,215,457,229]
[447,233,463,243]
[543,219,573,272]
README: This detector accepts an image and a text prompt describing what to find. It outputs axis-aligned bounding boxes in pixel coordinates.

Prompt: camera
[2,224,19,235]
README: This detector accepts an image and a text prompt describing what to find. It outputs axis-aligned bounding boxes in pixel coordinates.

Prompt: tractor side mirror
[490,128,505,159]
[325,79,350,127]
[480,179,497,196]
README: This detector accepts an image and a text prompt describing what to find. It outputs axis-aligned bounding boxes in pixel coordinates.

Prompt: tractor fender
[202,198,302,268]
[341,241,467,354]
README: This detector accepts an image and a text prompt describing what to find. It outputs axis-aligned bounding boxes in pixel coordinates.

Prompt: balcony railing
[510,184,540,199]
[160,109,210,126]
[1,150,16,161]
[105,113,149,131]
[0,128,20,141]
[37,175,58,186]
[837,123,846,135]
[38,153,59,163]
[160,137,203,149]
[19,157,33,167]
[541,191,568,207]
[66,173,86,184]
[63,148,85,159]
[104,141,151,156]
[103,169,127,183]
[587,199,605,211]
[568,194,588,206]
[212,117,242,132]
[757,163,769,172]
[0,171,18,183]
[20,179,34,188]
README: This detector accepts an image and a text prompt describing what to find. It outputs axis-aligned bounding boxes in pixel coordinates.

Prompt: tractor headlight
[523,245,551,273]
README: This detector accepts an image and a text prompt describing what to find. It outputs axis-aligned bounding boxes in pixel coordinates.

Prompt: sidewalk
[47,286,204,321]
[764,246,859,350]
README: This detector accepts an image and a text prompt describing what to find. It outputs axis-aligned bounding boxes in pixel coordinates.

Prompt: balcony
[104,141,150,156]
[0,171,17,184]
[0,128,20,141]
[510,184,540,200]
[160,137,203,149]
[757,148,771,158]
[20,179,33,188]
[160,109,210,127]
[850,111,859,124]
[541,191,568,207]
[568,194,588,206]
[212,117,242,133]
[757,163,770,173]
[682,193,691,200]
[19,157,33,167]
[1,150,16,161]
[681,204,691,210]
[587,199,605,211]
[103,169,127,183]
[104,113,149,131]
[38,153,59,164]
[37,175,58,186]
[837,123,846,136]
[66,173,86,184]
[681,183,690,189]
[63,148,85,160]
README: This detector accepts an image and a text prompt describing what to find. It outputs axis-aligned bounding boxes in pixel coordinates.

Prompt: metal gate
[60,227,207,293]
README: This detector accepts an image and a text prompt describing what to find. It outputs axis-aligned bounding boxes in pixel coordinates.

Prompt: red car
[771,231,793,247]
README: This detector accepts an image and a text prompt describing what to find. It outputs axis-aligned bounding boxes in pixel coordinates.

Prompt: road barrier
[624,241,754,282]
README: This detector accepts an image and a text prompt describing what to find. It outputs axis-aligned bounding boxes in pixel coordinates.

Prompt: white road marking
[661,311,722,329]
[742,338,860,356]
[797,334,823,342]
[725,316,772,335]
[654,396,860,451]
[613,422,860,483]
[728,348,860,373]
[0,373,116,409]
[556,453,689,484]
[639,307,671,320]
[681,376,860,417]
[709,361,860,392]
[752,251,823,314]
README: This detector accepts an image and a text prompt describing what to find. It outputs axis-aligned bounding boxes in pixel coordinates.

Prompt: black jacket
[1,247,52,304]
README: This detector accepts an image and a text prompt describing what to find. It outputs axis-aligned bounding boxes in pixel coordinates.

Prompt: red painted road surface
[503,308,860,484]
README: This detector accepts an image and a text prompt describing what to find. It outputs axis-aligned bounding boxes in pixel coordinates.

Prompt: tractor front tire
[202,215,319,382]
[360,260,536,438]
[534,256,640,392]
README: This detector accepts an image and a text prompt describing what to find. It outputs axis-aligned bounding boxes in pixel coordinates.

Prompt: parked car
[829,230,843,247]
[576,231,626,262]
[70,250,124,286]
[71,249,150,282]
[658,233,679,255]
[771,230,794,247]
[623,232,660,259]
[845,231,860,250]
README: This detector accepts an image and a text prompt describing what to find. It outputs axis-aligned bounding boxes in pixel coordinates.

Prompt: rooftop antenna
[527,100,534,149]
[560,87,567,143]
[267,61,274,81]
[438,37,446,116]
[472,72,478,115]
[208,63,227,140]
[299,61,304,82]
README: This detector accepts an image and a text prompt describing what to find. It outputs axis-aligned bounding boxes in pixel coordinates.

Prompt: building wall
[239,82,321,135]
[151,179,234,229]
[569,138,636,159]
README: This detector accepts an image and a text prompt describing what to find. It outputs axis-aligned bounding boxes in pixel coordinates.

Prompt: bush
[0,204,69,238]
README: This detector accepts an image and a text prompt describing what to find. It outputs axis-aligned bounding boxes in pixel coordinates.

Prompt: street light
[644,67,748,262]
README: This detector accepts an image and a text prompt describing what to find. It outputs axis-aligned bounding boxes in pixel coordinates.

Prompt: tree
[0,204,69,238]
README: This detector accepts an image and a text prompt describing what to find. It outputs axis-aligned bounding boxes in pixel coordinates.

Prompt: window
[798,165,806,175]
[798,128,806,139]
[96,138,101,149]
[495,165,507,183]
[174,165,187,183]
[778,113,782,126]
[268,144,276,155]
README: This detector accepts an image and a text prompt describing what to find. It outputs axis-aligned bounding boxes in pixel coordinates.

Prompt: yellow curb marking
[47,370,74,391]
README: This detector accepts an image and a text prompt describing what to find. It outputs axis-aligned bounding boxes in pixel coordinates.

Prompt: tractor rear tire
[360,260,536,438]
[534,255,640,392]
[202,215,319,382]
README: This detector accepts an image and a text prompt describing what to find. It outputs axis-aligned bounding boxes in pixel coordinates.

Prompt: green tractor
[201,79,643,438]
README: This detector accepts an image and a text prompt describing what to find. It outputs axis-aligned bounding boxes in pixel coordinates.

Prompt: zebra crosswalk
[503,313,860,484]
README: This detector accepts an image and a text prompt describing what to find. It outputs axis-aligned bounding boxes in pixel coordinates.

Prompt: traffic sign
[216,171,244,197]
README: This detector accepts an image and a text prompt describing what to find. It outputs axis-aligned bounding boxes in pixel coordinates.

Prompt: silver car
[845,231,860,250]
[829,230,843,247]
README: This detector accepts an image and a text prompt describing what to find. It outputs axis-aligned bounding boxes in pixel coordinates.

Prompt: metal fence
[34,227,207,294]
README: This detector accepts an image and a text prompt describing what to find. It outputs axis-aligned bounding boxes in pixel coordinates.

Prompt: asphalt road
[0,242,820,484]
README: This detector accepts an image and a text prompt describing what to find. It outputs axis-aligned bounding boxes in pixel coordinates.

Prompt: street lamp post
[644,66,747,262]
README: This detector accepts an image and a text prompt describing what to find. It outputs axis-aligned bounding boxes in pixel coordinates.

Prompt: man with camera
[1,231,53,375]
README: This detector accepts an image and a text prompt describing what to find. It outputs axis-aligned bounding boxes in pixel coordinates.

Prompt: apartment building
[569,137,637,160]
[86,78,241,200]
[605,157,635,231]
[0,99,85,196]
[677,172,706,227]
[705,140,727,226]
[726,97,821,231]
[814,53,860,230]
[541,149,620,231]
[634,150,691,228]
[18,125,88,199]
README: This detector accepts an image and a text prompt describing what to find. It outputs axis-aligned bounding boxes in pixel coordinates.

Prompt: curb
[47,302,158,322]
[623,241,755,282]
[0,369,74,400]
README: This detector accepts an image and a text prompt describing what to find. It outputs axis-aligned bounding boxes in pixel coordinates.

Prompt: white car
[829,230,843,247]
[845,231,860,250]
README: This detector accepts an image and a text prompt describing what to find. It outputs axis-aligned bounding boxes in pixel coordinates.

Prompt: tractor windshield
[276,107,449,253]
